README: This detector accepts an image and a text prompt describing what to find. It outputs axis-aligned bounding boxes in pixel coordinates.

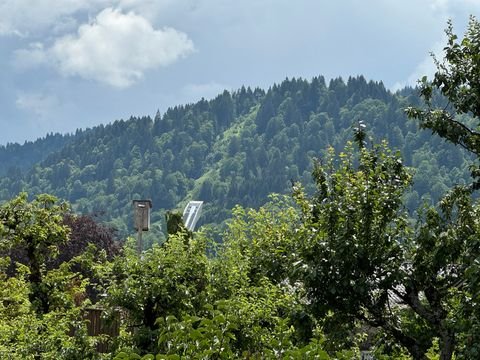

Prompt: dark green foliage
[165,210,192,243]
[404,16,480,359]
[165,211,185,236]
[0,77,473,241]
[292,139,427,356]
[106,234,210,354]
[0,132,73,176]
[289,130,480,359]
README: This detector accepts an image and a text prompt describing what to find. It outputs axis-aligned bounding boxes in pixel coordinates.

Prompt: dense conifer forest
[0,76,472,243]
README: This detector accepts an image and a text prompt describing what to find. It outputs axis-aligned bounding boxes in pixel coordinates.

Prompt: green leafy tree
[405,16,480,359]
[0,198,109,359]
[106,234,209,354]
[406,16,480,189]
[292,136,426,356]
[111,197,360,359]
[0,261,98,359]
[0,193,70,314]
[293,126,480,359]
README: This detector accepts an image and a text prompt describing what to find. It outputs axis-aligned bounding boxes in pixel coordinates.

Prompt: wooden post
[137,227,143,253]
[132,200,152,253]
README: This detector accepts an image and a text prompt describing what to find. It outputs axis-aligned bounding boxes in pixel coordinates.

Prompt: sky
[0,0,479,145]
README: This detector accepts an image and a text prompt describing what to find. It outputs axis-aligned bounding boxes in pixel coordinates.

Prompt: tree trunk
[27,238,49,314]
[388,326,428,360]
[439,329,455,360]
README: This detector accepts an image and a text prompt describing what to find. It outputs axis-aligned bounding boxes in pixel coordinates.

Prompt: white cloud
[429,0,480,12]
[116,0,179,18]
[0,0,110,36]
[0,0,192,37]
[392,41,445,91]
[392,57,435,91]
[13,43,49,69]
[389,0,480,91]
[16,92,59,119]
[428,0,449,12]
[17,8,194,88]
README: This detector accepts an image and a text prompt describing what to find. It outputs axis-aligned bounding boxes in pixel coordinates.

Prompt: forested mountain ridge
[0,75,472,242]
[0,132,75,176]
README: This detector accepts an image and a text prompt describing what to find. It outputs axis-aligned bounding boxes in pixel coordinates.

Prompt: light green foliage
[156,306,237,358]
[106,234,209,354]
[0,193,70,314]
[0,192,69,252]
[214,196,300,288]
[296,139,411,312]
[0,194,119,359]
[0,257,103,359]
[210,198,306,352]
[200,197,358,357]
[108,196,358,358]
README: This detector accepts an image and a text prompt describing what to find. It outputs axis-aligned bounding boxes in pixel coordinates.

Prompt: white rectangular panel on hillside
[183,201,203,231]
